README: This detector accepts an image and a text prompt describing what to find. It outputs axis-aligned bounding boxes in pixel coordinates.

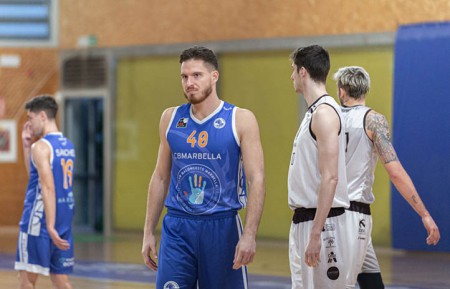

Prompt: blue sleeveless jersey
[19,132,76,237]
[165,101,246,215]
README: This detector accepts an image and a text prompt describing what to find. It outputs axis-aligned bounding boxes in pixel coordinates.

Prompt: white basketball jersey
[288,95,349,210]
[341,105,378,204]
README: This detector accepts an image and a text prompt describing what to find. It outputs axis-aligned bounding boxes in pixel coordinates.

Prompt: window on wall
[0,0,56,46]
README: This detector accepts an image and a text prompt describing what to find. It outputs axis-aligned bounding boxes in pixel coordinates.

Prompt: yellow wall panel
[114,56,181,229]
[220,51,299,239]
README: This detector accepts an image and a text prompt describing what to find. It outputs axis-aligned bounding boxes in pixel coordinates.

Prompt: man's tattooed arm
[366,111,398,164]
[365,111,440,245]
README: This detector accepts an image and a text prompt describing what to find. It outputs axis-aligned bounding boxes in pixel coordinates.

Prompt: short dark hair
[290,45,330,83]
[25,95,58,119]
[179,46,219,71]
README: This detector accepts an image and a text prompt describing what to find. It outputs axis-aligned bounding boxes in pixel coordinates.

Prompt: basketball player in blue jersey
[288,45,351,289]
[15,95,76,289]
[334,66,440,289]
[141,46,265,289]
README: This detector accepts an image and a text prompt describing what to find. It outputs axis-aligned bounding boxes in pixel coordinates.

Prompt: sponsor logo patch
[322,223,335,232]
[213,118,226,129]
[327,251,337,263]
[176,118,188,128]
[164,281,180,289]
[327,266,340,280]
[359,218,366,234]
[326,237,336,248]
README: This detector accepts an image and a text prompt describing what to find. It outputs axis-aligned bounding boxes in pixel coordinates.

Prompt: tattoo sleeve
[366,112,399,164]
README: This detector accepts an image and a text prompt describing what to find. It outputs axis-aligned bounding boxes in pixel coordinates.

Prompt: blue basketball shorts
[156,210,248,289]
[15,230,74,276]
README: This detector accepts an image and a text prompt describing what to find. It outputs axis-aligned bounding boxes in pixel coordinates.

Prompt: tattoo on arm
[366,112,398,164]
[412,195,418,205]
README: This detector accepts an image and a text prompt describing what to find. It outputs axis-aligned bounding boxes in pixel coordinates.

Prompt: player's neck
[341,97,365,107]
[303,83,328,107]
[191,94,221,120]
[42,122,59,136]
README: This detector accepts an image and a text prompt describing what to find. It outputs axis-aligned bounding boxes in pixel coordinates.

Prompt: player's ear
[338,87,344,98]
[39,110,47,121]
[212,70,219,83]
[298,66,305,76]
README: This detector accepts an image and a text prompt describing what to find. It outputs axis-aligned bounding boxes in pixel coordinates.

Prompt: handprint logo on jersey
[186,174,206,204]
[176,164,221,215]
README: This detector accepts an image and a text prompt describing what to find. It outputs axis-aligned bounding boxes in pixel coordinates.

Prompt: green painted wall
[113,48,393,246]
[114,55,181,230]
[219,51,300,238]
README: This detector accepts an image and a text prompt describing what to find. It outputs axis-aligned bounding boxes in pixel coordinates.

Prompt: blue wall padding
[392,22,450,252]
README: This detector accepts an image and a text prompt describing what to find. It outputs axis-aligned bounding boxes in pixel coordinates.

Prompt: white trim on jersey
[231,106,240,147]
[30,142,37,168]
[27,185,43,236]
[29,134,59,168]
[190,101,224,125]
[27,138,54,237]
[166,106,179,138]
[39,138,54,168]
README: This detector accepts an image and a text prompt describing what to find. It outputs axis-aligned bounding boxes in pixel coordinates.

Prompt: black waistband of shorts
[347,201,371,215]
[167,209,237,220]
[292,207,345,224]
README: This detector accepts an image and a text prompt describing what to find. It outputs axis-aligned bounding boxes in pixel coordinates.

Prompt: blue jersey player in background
[142,46,266,289]
[15,95,75,289]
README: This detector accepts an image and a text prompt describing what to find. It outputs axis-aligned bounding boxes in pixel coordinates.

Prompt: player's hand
[233,233,256,269]
[422,215,440,245]
[142,234,158,271]
[22,122,34,149]
[47,227,70,250]
[305,233,321,267]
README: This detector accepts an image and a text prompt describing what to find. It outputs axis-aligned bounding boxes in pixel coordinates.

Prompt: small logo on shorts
[327,251,337,263]
[59,257,74,267]
[163,281,180,289]
[359,219,366,228]
[326,238,335,248]
[324,236,336,248]
[327,266,340,280]
[359,218,366,234]
[322,223,335,232]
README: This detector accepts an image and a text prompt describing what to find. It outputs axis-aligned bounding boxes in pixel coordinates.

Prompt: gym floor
[1,227,449,289]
